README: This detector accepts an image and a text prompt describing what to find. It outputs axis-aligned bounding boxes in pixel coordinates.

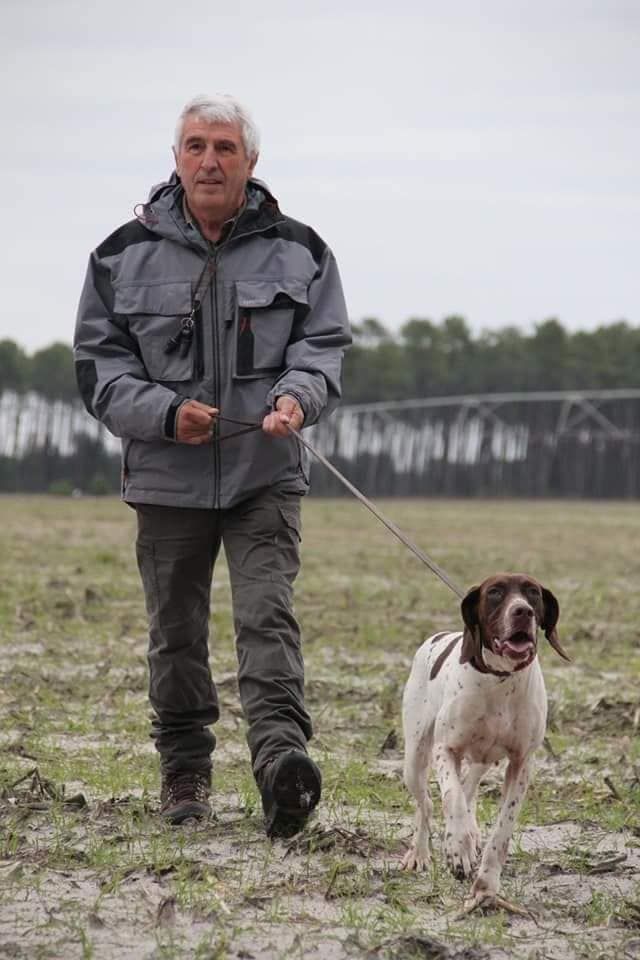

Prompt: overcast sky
[1,0,638,355]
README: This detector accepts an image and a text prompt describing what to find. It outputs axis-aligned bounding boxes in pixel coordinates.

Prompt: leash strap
[214,414,263,443]
[209,411,465,599]
[286,425,465,599]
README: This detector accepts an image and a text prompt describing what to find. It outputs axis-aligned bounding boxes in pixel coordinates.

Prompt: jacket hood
[134,173,280,245]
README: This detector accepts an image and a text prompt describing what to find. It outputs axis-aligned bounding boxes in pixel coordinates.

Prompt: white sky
[1,0,638,354]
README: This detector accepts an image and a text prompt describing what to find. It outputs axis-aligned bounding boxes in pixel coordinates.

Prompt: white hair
[174,94,260,159]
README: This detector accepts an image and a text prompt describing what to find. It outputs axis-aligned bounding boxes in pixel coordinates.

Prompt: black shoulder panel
[96,219,161,260]
[75,359,98,416]
[269,217,328,267]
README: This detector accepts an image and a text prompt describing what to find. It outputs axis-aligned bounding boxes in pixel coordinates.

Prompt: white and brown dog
[401,573,569,907]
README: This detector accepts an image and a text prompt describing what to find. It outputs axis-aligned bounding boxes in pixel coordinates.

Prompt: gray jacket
[74,177,351,509]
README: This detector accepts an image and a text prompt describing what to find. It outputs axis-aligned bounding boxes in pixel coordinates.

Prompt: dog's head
[459,573,569,675]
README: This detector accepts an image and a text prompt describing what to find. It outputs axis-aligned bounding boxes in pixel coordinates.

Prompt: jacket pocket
[233,279,308,380]
[114,281,194,382]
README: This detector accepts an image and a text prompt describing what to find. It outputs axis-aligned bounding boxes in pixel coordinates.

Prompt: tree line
[2,315,640,406]
[0,340,118,495]
[0,314,639,494]
[343,316,640,404]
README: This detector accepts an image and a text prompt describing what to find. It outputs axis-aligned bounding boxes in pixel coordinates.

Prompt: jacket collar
[141,174,283,247]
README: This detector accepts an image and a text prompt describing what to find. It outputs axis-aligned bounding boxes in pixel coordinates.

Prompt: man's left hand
[262,395,304,437]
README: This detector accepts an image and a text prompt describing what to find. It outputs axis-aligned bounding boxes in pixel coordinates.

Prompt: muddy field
[1,495,639,960]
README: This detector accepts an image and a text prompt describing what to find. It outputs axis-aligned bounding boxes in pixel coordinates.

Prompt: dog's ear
[541,587,570,661]
[460,586,481,665]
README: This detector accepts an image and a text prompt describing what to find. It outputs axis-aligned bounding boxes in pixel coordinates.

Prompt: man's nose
[200,146,220,169]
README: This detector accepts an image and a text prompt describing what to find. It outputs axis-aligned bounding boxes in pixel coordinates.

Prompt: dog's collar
[470,644,537,678]
[468,653,510,679]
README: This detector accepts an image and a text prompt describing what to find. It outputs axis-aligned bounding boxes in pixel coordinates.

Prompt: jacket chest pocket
[113,281,194,382]
[234,280,308,380]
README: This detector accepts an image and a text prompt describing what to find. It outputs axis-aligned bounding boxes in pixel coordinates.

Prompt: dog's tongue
[502,634,534,659]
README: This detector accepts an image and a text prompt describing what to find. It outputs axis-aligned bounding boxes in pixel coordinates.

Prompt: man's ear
[460,586,480,665]
[541,587,570,661]
[248,152,258,177]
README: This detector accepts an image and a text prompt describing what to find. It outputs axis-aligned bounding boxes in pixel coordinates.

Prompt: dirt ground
[1,496,639,959]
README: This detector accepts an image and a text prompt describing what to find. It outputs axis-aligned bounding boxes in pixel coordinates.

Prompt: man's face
[174,115,257,220]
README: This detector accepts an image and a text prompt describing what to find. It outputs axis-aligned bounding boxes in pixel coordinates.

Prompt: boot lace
[162,771,209,807]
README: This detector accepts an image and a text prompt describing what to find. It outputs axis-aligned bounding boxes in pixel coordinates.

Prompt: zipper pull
[164,331,182,354]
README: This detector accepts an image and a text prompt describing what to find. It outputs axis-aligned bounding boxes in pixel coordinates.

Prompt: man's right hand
[176,400,219,444]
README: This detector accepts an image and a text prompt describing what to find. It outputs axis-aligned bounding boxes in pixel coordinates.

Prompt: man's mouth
[493,631,536,661]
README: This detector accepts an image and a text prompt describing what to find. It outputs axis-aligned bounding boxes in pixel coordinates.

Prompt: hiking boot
[160,768,211,824]
[260,750,321,839]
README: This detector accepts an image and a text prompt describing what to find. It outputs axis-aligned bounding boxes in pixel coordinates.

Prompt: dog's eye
[487,586,504,600]
[525,585,541,600]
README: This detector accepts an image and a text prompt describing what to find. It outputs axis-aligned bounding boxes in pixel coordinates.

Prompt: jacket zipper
[212,257,221,509]
[203,214,286,508]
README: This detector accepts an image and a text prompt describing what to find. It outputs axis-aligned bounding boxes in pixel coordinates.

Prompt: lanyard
[164,257,216,357]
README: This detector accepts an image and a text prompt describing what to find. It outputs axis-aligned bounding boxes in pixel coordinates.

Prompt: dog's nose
[513,604,534,621]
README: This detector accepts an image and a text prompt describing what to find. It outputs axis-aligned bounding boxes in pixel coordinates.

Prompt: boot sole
[265,752,321,838]
[272,753,321,814]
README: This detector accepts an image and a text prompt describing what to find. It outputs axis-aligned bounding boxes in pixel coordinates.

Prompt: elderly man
[74,94,351,836]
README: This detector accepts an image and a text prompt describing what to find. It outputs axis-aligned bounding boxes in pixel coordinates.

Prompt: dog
[401,573,569,907]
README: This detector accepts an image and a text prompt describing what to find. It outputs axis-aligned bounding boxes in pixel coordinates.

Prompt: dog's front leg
[401,731,434,871]
[461,762,488,860]
[434,745,479,878]
[470,754,530,904]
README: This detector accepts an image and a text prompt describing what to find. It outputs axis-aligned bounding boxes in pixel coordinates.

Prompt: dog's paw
[469,820,482,859]
[444,828,480,879]
[470,873,498,902]
[459,878,532,919]
[400,845,430,872]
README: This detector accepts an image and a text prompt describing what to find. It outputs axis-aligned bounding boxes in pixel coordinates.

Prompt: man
[74,94,351,837]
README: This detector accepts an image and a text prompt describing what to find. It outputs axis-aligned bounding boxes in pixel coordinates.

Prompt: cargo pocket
[278,498,302,544]
[275,498,302,581]
[233,280,308,379]
[114,281,195,382]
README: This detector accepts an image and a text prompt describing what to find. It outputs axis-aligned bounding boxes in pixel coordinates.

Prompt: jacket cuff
[164,396,188,440]
[272,391,307,424]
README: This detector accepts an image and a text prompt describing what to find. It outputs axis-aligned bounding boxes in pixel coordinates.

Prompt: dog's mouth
[493,631,536,661]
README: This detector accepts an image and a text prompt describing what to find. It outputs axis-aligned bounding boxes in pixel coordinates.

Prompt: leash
[210,412,464,598]
[214,414,265,443]
[285,424,465,600]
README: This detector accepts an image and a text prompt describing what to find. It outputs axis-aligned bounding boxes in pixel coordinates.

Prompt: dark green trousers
[134,489,312,780]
